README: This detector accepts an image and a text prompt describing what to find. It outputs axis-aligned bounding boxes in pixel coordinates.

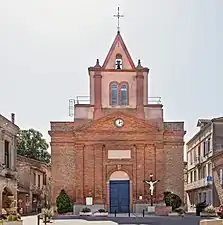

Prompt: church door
[109,180,130,213]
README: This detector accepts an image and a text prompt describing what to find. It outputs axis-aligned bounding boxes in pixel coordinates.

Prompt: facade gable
[74,112,159,133]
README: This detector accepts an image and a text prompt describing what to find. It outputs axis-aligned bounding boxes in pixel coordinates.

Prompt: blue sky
[0,0,222,147]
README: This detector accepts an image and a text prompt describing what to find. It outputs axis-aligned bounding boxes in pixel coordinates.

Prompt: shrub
[56,189,73,214]
[174,207,185,214]
[81,207,91,213]
[98,209,107,213]
[204,205,216,213]
[163,192,182,210]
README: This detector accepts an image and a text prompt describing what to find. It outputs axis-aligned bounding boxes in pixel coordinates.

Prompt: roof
[102,31,135,69]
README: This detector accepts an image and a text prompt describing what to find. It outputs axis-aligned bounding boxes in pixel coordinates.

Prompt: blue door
[109,180,130,213]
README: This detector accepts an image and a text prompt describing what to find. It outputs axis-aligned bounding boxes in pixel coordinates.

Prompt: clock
[115,118,124,128]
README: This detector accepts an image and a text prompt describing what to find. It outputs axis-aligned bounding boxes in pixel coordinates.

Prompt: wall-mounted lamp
[139,195,143,200]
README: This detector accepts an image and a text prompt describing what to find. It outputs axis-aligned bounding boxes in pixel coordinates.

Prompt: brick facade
[49,31,185,213]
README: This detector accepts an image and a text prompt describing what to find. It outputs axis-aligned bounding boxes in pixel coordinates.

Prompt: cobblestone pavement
[22,214,204,225]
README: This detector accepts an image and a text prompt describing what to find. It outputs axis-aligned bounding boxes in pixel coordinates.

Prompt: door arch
[109,171,130,213]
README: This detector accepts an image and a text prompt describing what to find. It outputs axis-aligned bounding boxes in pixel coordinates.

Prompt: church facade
[49,31,185,213]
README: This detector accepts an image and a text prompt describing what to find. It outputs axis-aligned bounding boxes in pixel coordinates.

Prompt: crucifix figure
[113,7,124,33]
[143,173,160,206]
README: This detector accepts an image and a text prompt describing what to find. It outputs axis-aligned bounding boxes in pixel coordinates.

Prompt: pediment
[75,112,159,133]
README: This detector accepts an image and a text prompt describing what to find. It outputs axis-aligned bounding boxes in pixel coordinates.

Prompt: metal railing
[71,96,162,105]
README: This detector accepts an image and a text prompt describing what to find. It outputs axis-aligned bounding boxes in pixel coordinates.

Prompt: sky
[0,0,222,150]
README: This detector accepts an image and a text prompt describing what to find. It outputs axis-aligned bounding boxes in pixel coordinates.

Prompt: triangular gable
[102,32,135,69]
[74,112,159,133]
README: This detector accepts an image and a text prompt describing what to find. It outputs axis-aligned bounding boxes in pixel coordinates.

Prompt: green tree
[56,190,73,214]
[17,128,50,163]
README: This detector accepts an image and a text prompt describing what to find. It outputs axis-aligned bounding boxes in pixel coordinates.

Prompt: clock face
[115,119,124,128]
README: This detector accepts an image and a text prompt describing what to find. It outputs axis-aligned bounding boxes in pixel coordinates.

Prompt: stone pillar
[94,144,103,204]
[75,144,84,204]
[155,142,165,203]
[93,70,103,120]
[136,70,145,119]
[135,144,145,203]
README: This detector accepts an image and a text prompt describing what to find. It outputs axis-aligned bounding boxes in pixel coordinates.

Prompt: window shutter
[220,169,223,185]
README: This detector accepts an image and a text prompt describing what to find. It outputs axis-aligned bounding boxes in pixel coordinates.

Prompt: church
[49,27,185,213]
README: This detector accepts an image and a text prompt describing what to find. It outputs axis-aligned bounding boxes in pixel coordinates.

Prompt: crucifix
[113,7,124,33]
[143,173,160,206]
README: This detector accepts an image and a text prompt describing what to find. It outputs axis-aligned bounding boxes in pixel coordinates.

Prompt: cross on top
[113,7,124,32]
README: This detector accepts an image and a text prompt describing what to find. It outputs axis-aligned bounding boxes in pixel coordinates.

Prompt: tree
[17,128,50,163]
[56,190,73,214]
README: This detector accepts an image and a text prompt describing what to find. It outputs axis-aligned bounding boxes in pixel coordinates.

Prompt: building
[0,113,19,213]
[49,30,185,213]
[185,117,223,211]
[17,155,51,214]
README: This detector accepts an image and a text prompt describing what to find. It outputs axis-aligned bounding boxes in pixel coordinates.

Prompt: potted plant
[3,196,23,225]
[4,214,23,225]
[200,205,217,217]
[94,209,108,216]
[217,205,223,219]
[39,208,54,223]
[79,207,92,216]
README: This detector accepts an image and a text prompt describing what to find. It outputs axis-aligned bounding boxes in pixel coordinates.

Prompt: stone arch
[107,168,132,181]
[2,187,14,209]
[109,171,130,181]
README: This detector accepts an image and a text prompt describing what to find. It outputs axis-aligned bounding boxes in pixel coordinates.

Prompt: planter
[79,212,92,216]
[3,221,23,225]
[155,206,172,216]
[200,212,217,217]
[168,212,180,216]
[94,212,108,216]
[147,206,155,214]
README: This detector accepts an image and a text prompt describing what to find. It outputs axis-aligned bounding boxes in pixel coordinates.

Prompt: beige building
[186,117,223,212]
[17,155,51,215]
[0,113,19,213]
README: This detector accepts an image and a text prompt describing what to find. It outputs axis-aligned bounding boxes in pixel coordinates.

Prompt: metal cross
[113,7,124,32]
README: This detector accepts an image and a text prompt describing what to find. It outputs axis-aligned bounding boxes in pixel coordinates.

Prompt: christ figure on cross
[143,173,160,206]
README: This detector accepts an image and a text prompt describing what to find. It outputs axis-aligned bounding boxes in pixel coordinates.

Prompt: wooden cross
[113,7,124,32]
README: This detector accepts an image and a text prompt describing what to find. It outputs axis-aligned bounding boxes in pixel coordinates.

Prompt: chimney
[11,113,15,124]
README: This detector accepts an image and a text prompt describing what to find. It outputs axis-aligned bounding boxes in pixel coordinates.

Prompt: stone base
[94,212,108,216]
[79,212,92,216]
[200,219,223,225]
[200,212,217,217]
[148,206,156,214]
[73,204,105,215]
[4,221,23,225]
[168,212,180,216]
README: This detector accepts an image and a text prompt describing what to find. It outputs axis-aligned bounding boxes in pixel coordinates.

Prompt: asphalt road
[55,215,203,225]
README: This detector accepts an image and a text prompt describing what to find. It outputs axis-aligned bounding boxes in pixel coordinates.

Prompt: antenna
[68,99,75,117]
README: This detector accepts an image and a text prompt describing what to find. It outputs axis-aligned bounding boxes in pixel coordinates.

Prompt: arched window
[115,54,122,70]
[120,83,128,106]
[111,82,118,105]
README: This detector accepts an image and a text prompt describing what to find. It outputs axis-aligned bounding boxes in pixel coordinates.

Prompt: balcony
[30,184,44,194]
[69,96,162,106]
[185,176,213,191]
[0,168,17,180]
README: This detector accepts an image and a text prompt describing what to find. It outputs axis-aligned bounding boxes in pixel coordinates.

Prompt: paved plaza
[22,214,204,225]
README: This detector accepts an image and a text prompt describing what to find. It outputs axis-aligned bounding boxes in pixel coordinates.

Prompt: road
[22,214,204,225]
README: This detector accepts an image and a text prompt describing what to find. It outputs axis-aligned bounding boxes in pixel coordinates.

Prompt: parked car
[217,205,223,219]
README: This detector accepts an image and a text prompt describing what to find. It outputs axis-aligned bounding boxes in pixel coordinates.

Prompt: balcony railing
[69,96,162,105]
[185,176,213,191]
